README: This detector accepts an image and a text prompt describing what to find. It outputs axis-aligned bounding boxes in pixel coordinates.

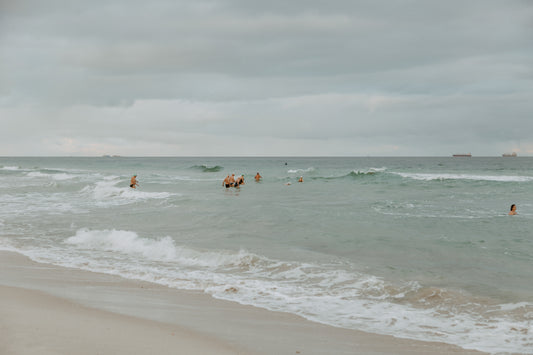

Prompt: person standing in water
[235,174,245,187]
[130,175,138,189]
[509,204,517,215]
[223,175,231,188]
[255,172,262,181]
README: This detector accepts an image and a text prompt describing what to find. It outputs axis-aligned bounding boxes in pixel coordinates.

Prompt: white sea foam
[1,166,20,170]
[64,229,262,268]
[103,175,121,180]
[80,180,172,205]
[65,229,177,261]
[361,167,387,173]
[394,172,533,182]
[26,171,78,180]
[498,302,531,311]
[0,193,78,216]
[288,167,315,174]
[25,172,51,178]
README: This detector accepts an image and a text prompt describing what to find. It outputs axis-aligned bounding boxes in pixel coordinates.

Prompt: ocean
[0,156,532,354]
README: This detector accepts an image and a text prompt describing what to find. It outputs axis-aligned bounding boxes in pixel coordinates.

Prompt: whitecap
[394,172,533,182]
[80,180,172,205]
[288,167,316,174]
[65,229,178,261]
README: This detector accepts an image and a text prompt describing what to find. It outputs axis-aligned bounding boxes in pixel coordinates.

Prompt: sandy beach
[0,251,488,355]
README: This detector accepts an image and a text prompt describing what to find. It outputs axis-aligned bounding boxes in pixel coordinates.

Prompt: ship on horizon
[502,152,517,157]
[453,153,472,157]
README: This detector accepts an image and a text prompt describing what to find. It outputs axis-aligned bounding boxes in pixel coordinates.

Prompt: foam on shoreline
[0,250,486,355]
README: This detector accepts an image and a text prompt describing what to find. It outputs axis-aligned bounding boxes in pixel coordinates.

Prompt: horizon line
[0,155,529,158]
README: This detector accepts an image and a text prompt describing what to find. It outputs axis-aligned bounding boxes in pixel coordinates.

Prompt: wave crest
[190,165,223,173]
[311,167,387,181]
[288,167,316,174]
[394,172,533,182]
[65,229,177,260]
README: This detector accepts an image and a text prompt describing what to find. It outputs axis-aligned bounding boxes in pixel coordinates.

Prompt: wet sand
[0,251,486,355]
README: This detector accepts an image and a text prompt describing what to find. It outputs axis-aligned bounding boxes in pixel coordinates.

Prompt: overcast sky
[1,0,532,156]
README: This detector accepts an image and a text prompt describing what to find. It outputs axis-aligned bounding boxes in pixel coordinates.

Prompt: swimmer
[130,174,138,189]
[223,175,231,188]
[235,174,245,187]
[229,174,236,187]
[509,204,517,215]
[255,172,262,181]
[298,176,303,182]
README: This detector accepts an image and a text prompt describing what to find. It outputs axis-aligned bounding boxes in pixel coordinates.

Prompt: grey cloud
[1,0,533,156]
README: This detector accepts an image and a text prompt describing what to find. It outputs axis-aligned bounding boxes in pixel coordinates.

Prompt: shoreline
[0,251,486,355]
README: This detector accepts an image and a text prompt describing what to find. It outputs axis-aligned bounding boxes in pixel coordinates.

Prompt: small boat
[453,153,472,157]
[502,152,517,157]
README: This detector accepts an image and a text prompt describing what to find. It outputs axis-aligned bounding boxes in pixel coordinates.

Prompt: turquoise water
[1,157,532,354]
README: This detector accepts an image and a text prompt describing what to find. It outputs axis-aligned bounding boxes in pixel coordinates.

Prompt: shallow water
[1,156,532,354]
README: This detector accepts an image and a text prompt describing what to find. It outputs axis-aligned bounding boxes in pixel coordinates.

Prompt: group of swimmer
[222,172,304,188]
[222,173,246,188]
[222,172,267,188]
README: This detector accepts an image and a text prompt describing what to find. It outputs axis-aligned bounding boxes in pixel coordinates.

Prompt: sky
[1,0,532,156]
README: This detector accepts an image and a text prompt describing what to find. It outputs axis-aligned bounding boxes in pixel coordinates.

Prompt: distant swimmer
[509,204,517,215]
[130,174,138,189]
[223,174,231,188]
[255,172,262,181]
[298,176,303,183]
[229,173,236,187]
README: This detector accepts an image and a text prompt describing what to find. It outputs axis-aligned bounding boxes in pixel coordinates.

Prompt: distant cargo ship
[453,153,472,157]
[502,152,517,157]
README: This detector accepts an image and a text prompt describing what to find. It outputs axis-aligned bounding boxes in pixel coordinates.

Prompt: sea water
[0,156,532,354]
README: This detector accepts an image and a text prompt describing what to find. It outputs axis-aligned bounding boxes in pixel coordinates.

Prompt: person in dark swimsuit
[130,175,138,189]
[223,175,231,188]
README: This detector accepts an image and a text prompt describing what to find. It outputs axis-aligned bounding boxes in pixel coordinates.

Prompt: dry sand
[0,251,487,355]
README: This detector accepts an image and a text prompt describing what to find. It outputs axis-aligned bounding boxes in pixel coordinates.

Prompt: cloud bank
[1,0,532,156]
